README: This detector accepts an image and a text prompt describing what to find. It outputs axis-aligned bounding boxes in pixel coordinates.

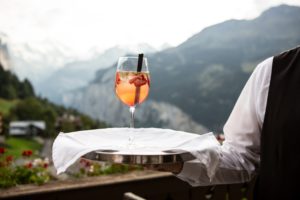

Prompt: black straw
[134,53,144,106]
[137,53,144,72]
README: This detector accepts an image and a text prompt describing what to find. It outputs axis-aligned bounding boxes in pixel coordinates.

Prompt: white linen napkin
[52,128,220,174]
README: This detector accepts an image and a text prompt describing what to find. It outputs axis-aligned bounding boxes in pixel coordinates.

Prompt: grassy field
[0,98,18,115]
[4,137,42,158]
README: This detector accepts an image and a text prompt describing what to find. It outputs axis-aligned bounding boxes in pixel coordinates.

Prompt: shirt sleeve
[176,57,273,186]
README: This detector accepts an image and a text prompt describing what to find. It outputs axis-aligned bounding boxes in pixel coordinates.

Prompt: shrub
[0,148,50,188]
[74,158,142,177]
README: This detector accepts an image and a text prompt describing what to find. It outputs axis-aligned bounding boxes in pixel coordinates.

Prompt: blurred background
[1,0,300,133]
[1,0,300,197]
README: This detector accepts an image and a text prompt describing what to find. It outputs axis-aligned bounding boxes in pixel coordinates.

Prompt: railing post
[123,192,146,200]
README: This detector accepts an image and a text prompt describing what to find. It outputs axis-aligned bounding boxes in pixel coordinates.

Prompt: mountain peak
[260,4,300,18]
[179,4,300,51]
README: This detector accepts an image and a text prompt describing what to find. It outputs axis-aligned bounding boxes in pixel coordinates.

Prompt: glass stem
[129,106,135,128]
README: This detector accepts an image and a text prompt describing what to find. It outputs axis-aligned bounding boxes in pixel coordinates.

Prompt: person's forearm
[176,142,259,186]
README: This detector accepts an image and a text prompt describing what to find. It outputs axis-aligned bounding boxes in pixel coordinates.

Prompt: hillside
[148,4,300,130]
[36,45,156,104]
[0,62,107,136]
[0,98,18,116]
[0,64,35,100]
[63,4,300,132]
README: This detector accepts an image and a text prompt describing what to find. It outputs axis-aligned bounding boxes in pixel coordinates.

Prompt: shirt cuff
[176,160,206,187]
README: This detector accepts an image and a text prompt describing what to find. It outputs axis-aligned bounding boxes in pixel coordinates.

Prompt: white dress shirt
[176,57,273,186]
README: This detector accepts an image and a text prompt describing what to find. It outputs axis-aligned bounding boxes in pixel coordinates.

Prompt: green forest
[0,63,107,137]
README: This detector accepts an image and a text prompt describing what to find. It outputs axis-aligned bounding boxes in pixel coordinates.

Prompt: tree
[0,63,34,100]
[9,98,57,136]
[18,79,35,99]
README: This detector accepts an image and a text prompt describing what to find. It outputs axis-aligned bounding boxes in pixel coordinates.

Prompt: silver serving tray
[82,149,195,164]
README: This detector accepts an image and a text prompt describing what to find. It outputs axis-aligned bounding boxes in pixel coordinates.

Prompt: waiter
[147,46,300,199]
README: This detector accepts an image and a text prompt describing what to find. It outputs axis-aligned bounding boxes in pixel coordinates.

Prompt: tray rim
[82,149,195,164]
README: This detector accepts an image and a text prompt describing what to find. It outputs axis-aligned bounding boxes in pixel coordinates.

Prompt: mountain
[63,4,300,132]
[62,68,208,133]
[9,40,76,85]
[0,32,11,70]
[36,44,157,104]
[147,4,300,131]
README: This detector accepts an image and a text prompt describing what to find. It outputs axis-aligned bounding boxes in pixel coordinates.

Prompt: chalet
[9,121,46,136]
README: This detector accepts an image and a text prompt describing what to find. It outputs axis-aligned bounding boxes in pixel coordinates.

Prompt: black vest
[257,46,300,199]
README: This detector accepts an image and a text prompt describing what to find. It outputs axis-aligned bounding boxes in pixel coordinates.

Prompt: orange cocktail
[115,71,150,107]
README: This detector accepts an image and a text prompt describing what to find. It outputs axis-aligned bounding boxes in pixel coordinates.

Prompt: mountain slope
[64,4,300,132]
[37,45,157,103]
[0,60,107,135]
[148,4,300,130]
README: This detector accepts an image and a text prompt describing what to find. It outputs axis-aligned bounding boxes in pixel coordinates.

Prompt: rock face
[0,33,11,70]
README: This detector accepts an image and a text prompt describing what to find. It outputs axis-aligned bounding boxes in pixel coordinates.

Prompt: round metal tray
[82,149,195,164]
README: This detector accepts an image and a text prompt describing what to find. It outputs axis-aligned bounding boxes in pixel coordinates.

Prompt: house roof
[9,121,46,130]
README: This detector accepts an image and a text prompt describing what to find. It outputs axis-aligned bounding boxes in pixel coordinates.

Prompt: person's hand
[142,162,184,174]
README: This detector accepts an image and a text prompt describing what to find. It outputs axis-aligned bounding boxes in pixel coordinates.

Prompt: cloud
[0,0,300,56]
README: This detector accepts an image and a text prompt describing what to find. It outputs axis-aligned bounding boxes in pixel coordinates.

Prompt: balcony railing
[0,171,255,200]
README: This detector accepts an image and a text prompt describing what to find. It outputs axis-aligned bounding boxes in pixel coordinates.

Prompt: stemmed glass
[115,54,150,128]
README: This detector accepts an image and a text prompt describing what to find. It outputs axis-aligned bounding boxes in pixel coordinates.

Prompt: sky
[1,0,300,58]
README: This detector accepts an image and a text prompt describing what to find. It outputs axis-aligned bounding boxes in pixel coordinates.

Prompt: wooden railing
[0,171,255,200]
